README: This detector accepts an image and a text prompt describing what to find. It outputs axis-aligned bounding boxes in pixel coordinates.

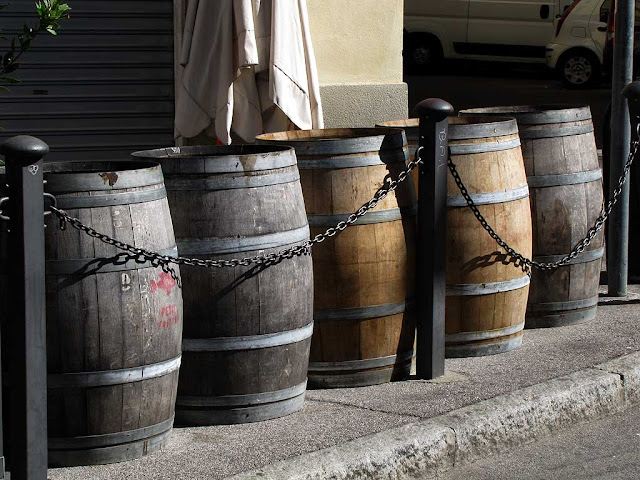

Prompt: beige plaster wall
[307,0,404,86]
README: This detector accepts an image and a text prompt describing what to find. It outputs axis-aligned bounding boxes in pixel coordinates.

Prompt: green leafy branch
[0,0,71,92]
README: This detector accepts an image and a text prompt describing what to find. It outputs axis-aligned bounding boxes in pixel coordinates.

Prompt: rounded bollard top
[414,98,455,122]
[623,81,640,101]
[0,135,49,166]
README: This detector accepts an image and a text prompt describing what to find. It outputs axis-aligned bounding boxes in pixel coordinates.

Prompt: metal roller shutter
[0,0,174,161]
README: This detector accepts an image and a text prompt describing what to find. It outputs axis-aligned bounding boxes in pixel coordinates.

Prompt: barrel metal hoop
[526,307,597,327]
[45,246,179,275]
[448,119,518,140]
[445,321,525,343]
[54,187,167,209]
[519,124,594,139]
[533,246,604,265]
[308,206,417,227]
[177,224,310,255]
[176,392,305,425]
[181,322,314,352]
[45,166,165,192]
[176,381,308,408]
[296,151,408,169]
[449,137,521,155]
[48,355,181,388]
[308,350,415,372]
[526,296,599,313]
[314,300,412,322]
[447,275,530,296]
[445,333,523,358]
[48,416,174,449]
[164,170,300,191]
[447,185,529,207]
[459,106,592,125]
[527,168,602,188]
[259,132,407,156]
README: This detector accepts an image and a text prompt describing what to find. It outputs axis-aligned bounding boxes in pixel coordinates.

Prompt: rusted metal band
[518,124,593,139]
[48,355,181,388]
[527,168,602,188]
[447,275,530,296]
[449,118,518,139]
[182,322,313,352]
[44,162,164,191]
[447,185,529,207]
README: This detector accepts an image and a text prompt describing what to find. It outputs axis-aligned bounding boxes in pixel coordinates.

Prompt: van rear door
[464,0,557,59]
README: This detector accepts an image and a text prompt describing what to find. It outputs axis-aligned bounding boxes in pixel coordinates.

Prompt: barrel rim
[459,105,592,125]
[131,145,298,174]
[37,160,165,193]
[375,119,419,129]
[256,128,407,156]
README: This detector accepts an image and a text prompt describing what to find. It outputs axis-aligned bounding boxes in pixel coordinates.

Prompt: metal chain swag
[14,135,639,275]
[47,154,424,271]
[447,135,640,273]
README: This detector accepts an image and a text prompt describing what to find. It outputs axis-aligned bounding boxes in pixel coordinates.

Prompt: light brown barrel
[446,117,532,357]
[1,161,183,466]
[461,106,603,328]
[132,145,313,424]
[257,129,416,388]
[376,119,420,192]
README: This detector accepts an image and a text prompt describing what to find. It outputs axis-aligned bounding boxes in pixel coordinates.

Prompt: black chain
[447,139,640,272]
[47,148,424,270]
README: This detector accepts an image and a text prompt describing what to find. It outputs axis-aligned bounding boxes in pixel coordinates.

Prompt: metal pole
[415,98,454,380]
[0,136,49,480]
[608,0,635,296]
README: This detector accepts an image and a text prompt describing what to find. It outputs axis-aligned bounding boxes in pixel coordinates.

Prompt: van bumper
[545,42,565,70]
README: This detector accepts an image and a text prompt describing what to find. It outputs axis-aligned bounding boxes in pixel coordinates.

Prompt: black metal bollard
[414,99,454,380]
[0,136,49,480]
[622,81,640,278]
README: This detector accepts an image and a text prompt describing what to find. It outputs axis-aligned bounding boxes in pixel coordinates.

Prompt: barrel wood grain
[258,129,416,388]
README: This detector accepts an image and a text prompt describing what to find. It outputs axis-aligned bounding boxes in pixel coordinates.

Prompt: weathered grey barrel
[257,129,416,387]
[1,161,183,466]
[132,145,313,424]
[446,117,532,357]
[460,106,604,328]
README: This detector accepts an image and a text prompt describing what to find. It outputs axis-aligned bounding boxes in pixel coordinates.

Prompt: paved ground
[405,61,611,147]
[47,286,640,480]
[440,404,640,480]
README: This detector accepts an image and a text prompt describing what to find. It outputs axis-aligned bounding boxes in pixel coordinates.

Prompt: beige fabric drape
[175,0,324,144]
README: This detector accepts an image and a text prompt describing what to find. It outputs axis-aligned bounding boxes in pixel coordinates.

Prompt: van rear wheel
[559,49,601,89]
[404,34,443,73]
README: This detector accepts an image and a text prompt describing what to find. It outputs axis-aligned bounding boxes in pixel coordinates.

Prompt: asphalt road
[436,404,640,480]
[405,61,612,147]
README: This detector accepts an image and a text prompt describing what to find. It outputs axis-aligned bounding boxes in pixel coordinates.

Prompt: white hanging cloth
[175,0,324,144]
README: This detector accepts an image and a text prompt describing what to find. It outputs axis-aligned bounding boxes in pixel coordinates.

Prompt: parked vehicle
[545,0,610,88]
[602,0,640,79]
[404,0,575,69]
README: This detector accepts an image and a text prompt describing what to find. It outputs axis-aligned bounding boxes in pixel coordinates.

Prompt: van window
[601,0,611,23]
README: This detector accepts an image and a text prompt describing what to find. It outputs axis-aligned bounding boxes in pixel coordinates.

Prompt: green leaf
[46,28,56,35]
[3,63,19,73]
[0,86,9,92]
[0,76,20,84]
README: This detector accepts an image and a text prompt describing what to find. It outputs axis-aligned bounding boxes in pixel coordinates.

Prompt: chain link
[447,138,640,272]
[47,148,424,270]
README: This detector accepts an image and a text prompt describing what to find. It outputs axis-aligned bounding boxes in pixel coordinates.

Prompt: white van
[404,0,576,67]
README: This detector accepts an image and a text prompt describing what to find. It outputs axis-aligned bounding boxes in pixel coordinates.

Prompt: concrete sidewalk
[48,288,640,480]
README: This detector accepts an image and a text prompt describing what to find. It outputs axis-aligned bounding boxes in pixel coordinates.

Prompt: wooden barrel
[376,119,419,192]
[257,129,416,388]
[1,161,183,466]
[446,117,532,357]
[132,145,313,424]
[460,106,603,328]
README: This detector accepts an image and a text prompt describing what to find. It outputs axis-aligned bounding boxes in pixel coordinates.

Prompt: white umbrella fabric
[175,0,324,144]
